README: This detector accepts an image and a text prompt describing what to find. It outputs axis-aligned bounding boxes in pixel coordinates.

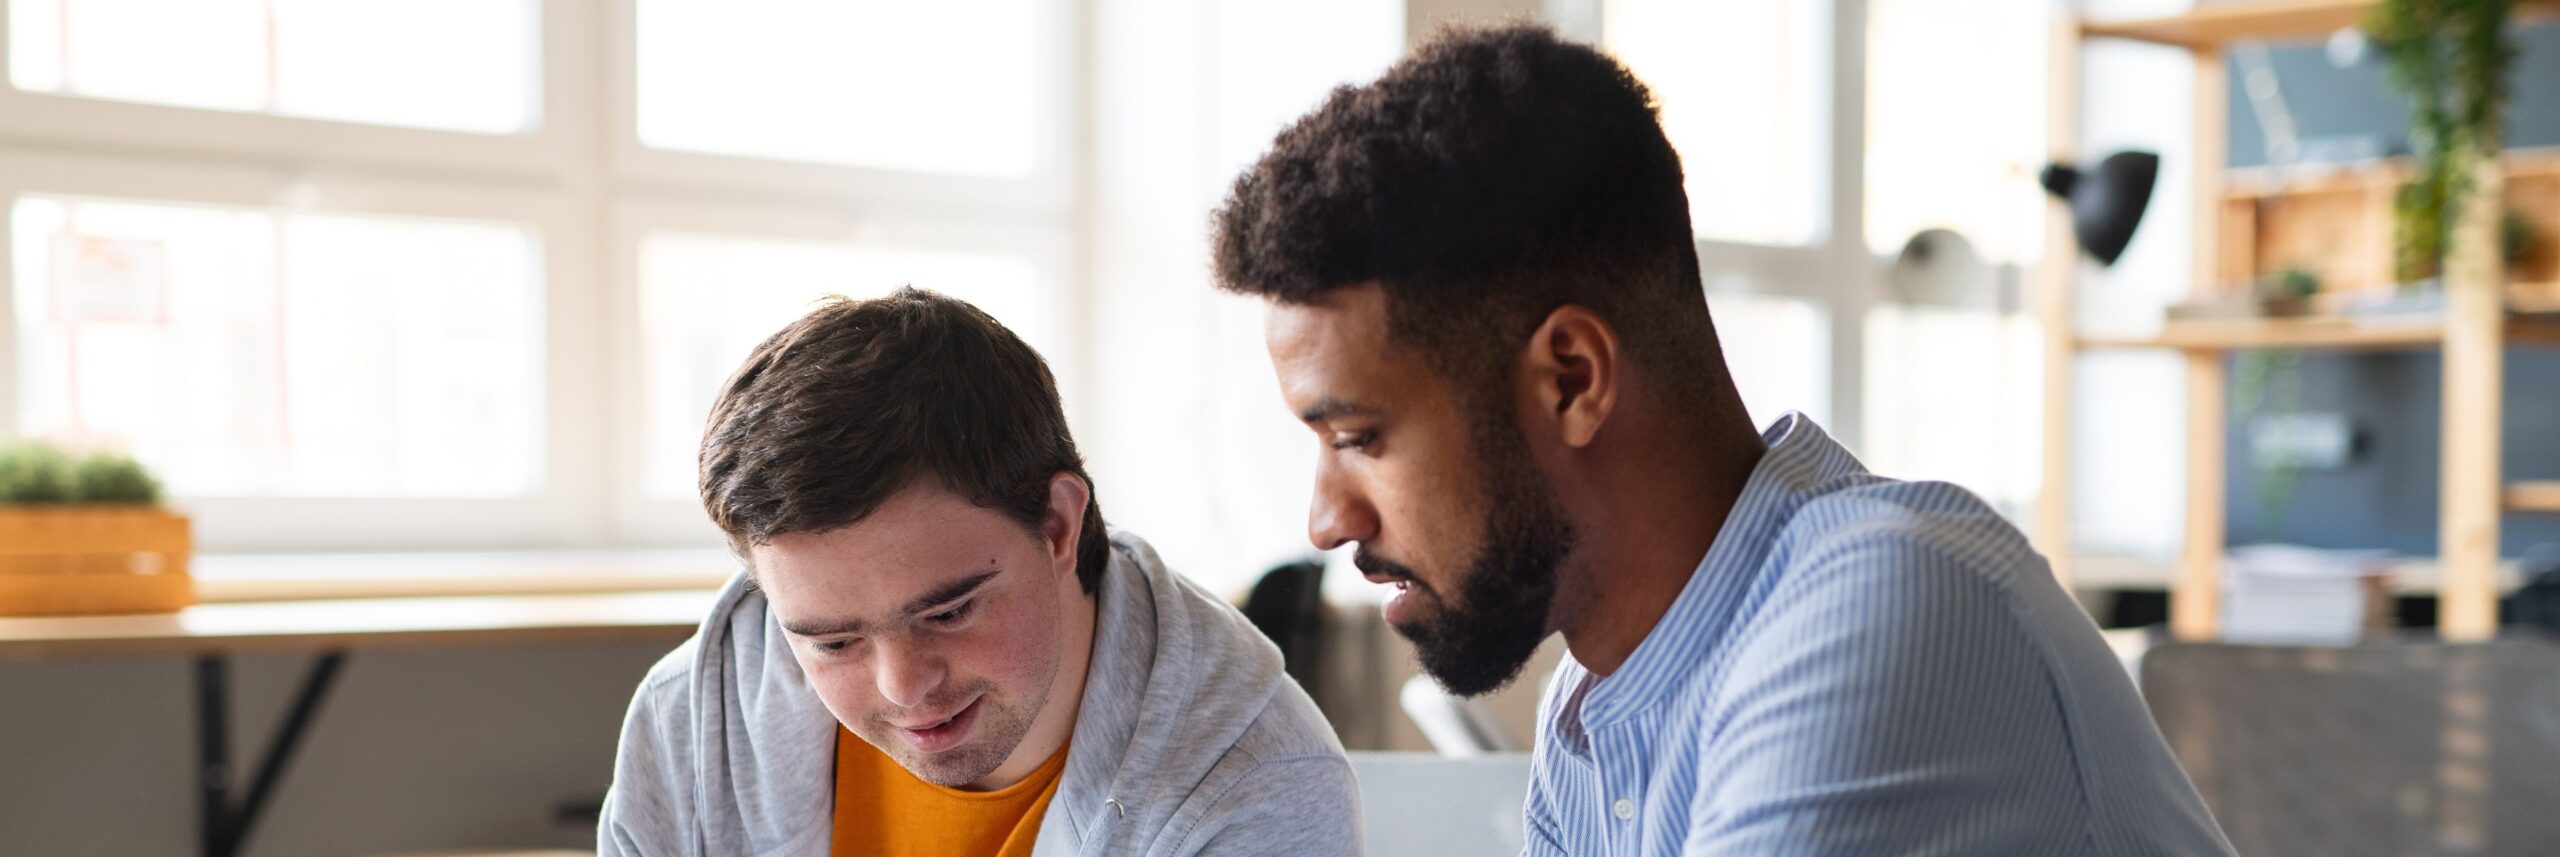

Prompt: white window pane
[1865,0,2047,262]
[1707,290,1829,429]
[1207,0,1402,179]
[637,0,1048,176]
[1605,0,1828,246]
[5,0,538,134]
[637,232,1052,500]
[1861,305,2043,513]
[9,196,545,497]
[269,0,539,133]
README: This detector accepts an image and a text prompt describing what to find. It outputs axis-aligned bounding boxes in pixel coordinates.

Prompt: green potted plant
[2368,0,2517,288]
[0,440,194,616]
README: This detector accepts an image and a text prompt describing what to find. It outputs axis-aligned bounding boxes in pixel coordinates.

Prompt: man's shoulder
[633,634,701,707]
[1228,671,1347,765]
[1103,528,1341,764]
[1769,476,2043,592]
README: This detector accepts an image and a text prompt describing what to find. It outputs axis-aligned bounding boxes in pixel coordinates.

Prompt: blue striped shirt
[1523,414,2234,856]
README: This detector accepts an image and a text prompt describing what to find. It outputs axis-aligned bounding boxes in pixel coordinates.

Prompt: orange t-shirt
[831,727,1070,857]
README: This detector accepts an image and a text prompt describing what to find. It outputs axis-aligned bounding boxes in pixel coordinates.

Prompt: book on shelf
[2220,543,2396,645]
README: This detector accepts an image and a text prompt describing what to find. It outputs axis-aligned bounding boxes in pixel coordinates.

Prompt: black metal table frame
[194,650,346,857]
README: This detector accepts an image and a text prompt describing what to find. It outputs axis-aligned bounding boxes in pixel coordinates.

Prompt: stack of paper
[2220,544,2394,645]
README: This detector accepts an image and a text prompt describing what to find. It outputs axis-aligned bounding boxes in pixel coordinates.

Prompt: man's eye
[1328,431,1376,451]
[814,639,855,655]
[928,599,976,626]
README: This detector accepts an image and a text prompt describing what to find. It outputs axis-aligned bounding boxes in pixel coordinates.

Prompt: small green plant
[2369,0,2517,285]
[2262,265,2323,301]
[2234,348,2309,534]
[0,441,76,504]
[0,440,164,505]
[72,451,163,505]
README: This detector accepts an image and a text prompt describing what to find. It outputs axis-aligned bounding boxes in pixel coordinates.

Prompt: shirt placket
[1590,723,1650,856]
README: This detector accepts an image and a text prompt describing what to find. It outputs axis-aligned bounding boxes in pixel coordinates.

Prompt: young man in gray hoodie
[598,288,1360,856]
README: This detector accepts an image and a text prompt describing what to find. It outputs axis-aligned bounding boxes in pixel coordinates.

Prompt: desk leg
[195,656,232,857]
[194,651,347,857]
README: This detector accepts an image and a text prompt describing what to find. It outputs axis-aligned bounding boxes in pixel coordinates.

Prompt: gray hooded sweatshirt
[597,531,1362,857]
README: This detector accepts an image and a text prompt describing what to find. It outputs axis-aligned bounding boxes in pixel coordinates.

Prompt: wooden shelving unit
[2077,314,2560,351]
[2040,0,2560,642]
[2509,482,2560,514]
[2214,151,2560,306]
[2078,0,2560,51]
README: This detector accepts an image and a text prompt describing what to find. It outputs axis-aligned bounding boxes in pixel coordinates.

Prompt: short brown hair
[699,288,1108,595]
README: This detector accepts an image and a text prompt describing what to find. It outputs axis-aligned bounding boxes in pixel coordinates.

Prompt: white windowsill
[190,549,738,603]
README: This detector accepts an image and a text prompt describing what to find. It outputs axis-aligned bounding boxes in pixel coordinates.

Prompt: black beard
[1363,417,1573,697]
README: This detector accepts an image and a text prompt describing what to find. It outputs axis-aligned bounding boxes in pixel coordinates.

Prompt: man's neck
[1556,417,1763,676]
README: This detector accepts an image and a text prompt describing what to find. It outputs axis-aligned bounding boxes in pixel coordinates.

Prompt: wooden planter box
[0,506,194,616]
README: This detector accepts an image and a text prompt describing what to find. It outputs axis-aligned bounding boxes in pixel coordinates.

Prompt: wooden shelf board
[2080,316,2442,350]
[2069,553,2524,596]
[2082,0,2560,51]
[2509,482,2560,514]
[2221,148,2560,200]
[2078,314,2560,352]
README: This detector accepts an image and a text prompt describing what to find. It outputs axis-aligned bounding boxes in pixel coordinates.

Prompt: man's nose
[872,639,947,710]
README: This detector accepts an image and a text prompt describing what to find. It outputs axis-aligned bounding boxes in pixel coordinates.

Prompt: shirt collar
[1571,412,1870,730]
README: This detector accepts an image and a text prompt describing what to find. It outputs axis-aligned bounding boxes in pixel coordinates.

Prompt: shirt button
[1613,797,1636,821]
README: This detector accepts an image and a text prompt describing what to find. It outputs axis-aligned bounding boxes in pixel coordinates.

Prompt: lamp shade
[2039,150,2158,267]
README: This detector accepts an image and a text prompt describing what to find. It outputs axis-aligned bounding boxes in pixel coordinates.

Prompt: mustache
[1353,548,1428,593]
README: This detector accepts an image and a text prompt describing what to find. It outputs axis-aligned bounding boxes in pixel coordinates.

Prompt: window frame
[0,0,1084,553]
[1579,0,2046,482]
[603,196,1081,546]
[0,0,590,179]
[0,148,607,550]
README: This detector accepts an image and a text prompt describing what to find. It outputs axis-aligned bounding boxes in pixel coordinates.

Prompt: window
[634,0,1052,176]
[1708,290,1831,430]
[1599,0,1846,446]
[1864,0,2047,263]
[7,0,539,134]
[635,231,1052,500]
[1858,0,2051,514]
[1861,304,2042,514]
[10,195,544,498]
[1603,0,1828,247]
[0,0,1075,552]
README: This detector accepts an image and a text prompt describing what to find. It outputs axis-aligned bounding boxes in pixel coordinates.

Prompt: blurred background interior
[2,0,2558,854]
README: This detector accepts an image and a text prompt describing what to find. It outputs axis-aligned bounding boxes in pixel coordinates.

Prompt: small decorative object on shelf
[2168,266,2325,319]
[0,440,194,616]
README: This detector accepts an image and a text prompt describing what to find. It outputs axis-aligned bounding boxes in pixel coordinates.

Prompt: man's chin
[1400,618,1540,698]
[854,724,1009,789]
[889,742,1006,789]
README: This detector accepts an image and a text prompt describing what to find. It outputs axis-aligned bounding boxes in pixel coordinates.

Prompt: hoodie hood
[1037,533,1296,852]
[598,529,1354,857]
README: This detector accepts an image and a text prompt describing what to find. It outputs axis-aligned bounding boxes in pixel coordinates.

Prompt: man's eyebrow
[777,569,1002,638]
[780,614,869,638]
[903,569,1001,616]
[1297,397,1375,425]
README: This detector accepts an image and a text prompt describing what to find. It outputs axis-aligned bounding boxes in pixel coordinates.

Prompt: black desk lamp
[2040,151,2158,266]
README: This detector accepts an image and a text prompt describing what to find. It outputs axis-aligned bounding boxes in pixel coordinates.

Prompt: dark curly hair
[700,288,1110,595]
[1210,23,1728,417]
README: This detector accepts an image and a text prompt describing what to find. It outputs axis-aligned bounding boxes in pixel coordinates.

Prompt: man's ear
[1519,305,1621,450]
[1042,472,1091,579]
